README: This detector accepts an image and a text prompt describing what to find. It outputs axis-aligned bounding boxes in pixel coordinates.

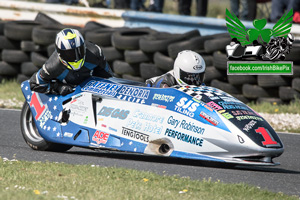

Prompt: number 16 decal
[255,127,280,147]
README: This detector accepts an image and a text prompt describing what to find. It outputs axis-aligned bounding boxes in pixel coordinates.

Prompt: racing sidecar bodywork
[20,77,284,166]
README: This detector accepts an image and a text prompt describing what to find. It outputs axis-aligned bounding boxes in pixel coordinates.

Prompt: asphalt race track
[1,108,299,197]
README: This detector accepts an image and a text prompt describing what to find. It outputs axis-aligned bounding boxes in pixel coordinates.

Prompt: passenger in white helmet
[30,28,113,96]
[146,50,206,88]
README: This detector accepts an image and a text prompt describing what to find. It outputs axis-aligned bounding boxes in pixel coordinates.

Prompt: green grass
[0,79,24,109]
[0,157,298,200]
[248,99,300,114]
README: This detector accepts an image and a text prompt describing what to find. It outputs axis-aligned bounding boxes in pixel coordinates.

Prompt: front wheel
[20,101,72,152]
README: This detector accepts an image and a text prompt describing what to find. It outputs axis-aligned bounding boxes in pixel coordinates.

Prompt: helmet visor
[179,69,204,86]
[57,44,85,62]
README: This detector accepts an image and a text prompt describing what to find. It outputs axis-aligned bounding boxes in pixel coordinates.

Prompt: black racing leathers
[30,41,113,95]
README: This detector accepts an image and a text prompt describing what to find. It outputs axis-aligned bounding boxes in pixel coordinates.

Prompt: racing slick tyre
[32,25,65,45]
[139,62,164,79]
[0,36,20,50]
[257,75,290,88]
[242,84,278,99]
[285,45,300,64]
[112,28,156,50]
[4,20,41,41]
[139,32,183,53]
[153,51,174,71]
[0,61,19,76]
[204,37,232,53]
[0,20,7,35]
[122,74,144,82]
[20,102,72,152]
[231,94,250,104]
[204,66,224,83]
[102,46,124,62]
[83,21,110,34]
[124,50,151,64]
[1,49,30,63]
[84,28,125,47]
[292,78,300,92]
[212,51,228,71]
[112,60,139,76]
[139,30,199,53]
[31,52,48,68]
[227,75,257,86]
[21,62,39,76]
[34,12,62,26]
[211,79,241,94]
[282,65,300,78]
[279,86,300,101]
[21,41,45,52]
[17,74,30,84]
[47,43,56,57]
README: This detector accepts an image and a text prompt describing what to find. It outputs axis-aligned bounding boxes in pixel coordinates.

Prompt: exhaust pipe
[144,138,174,156]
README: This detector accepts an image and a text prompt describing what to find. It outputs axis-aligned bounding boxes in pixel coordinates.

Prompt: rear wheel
[20,102,72,152]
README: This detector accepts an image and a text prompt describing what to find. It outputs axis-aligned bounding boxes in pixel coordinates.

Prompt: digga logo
[98,106,130,120]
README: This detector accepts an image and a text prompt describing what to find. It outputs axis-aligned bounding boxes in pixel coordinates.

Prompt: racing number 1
[255,127,279,147]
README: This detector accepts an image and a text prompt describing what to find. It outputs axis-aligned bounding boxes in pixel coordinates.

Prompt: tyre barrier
[1,12,300,104]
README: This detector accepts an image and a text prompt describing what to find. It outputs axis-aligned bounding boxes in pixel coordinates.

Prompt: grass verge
[0,157,298,200]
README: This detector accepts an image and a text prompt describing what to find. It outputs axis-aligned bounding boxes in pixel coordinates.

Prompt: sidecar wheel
[20,102,72,152]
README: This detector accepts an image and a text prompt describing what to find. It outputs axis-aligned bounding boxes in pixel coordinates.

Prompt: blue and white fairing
[21,77,284,166]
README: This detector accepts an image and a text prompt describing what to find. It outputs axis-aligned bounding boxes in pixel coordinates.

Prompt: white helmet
[173,50,206,86]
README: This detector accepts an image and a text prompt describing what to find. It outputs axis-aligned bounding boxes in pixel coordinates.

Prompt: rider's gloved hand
[50,82,74,96]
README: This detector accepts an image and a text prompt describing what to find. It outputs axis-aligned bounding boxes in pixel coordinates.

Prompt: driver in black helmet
[30,28,113,96]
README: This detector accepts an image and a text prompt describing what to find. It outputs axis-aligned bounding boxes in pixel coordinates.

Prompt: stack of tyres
[0,12,300,104]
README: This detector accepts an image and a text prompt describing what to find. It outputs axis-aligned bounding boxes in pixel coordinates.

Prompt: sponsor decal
[92,130,109,144]
[210,96,220,100]
[153,93,175,103]
[231,110,255,116]
[39,109,52,128]
[127,110,164,135]
[109,127,117,132]
[221,112,234,120]
[133,110,164,124]
[64,132,73,137]
[236,115,263,121]
[70,104,89,116]
[167,116,205,135]
[220,97,241,103]
[122,127,149,142]
[82,81,121,97]
[164,128,204,147]
[199,111,219,126]
[98,106,130,120]
[83,116,89,124]
[207,101,223,111]
[151,103,167,109]
[117,86,150,104]
[218,101,250,110]
[175,97,199,117]
[243,120,257,132]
